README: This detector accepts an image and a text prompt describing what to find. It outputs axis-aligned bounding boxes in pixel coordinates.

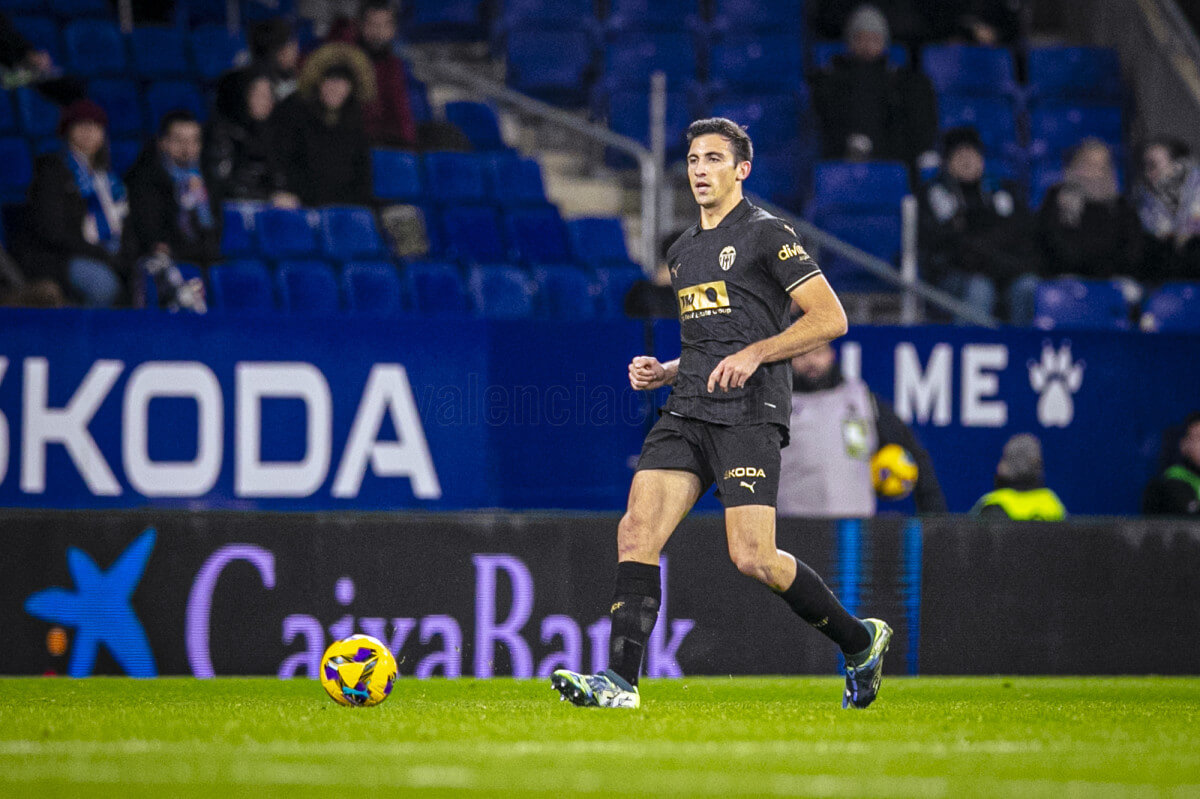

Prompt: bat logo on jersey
[677,280,731,320]
[778,242,809,261]
[719,246,736,270]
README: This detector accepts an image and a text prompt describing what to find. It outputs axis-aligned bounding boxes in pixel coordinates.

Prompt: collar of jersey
[691,198,755,235]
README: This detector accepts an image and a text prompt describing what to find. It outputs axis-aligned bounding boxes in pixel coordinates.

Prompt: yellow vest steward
[975,488,1067,520]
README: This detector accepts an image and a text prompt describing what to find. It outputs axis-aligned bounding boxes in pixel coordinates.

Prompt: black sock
[776,554,870,654]
[608,560,661,687]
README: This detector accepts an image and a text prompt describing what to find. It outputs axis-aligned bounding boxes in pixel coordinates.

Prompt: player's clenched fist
[629,356,667,390]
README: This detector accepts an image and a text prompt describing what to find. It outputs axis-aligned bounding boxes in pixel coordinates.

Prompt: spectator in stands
[971,433,1066,519]
[21,100,127,307]
[1135,137,1200,283]
[0,11,81,104]
[811,4,939,171]
[0,242,64,308]
[1142,412,1200,516]
[217,18,300,106]
[329,0,418,149]
[813,0,1022,48]
[124,110,222,270]
[1038,138,1144,286]
[778,342,945,517]
[919,127,1041,324]
[273,43,375,207]
[204,69,299,207]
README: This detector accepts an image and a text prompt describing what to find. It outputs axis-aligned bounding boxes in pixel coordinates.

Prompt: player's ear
[737,159,752,181]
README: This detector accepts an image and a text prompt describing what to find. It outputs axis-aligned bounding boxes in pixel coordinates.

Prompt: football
[319,634,398,707]
[870,444,919,499]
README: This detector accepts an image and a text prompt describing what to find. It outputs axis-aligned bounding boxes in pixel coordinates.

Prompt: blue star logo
[25,529,158,677]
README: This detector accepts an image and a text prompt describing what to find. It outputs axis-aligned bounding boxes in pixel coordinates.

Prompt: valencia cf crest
[719,246,736,270]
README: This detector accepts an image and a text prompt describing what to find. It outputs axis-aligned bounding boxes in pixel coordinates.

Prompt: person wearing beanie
[811,3,938,169]
[972,433,1066,520]
[918,125,1041,324]
[18,99,127,306]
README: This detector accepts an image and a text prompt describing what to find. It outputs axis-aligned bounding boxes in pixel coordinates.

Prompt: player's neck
[698,189,744,230]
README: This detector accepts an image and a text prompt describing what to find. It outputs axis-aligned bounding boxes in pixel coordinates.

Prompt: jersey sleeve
[759,219,822,293]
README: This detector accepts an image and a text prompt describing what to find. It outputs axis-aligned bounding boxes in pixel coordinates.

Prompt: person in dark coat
[272,43,376,207]
[123,110,222,268]
[20,100,127,307]
[203,68,298,207]
[215,17,300,105]
[1143,412,1200,516]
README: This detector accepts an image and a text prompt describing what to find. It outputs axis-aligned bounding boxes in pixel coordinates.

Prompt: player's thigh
[723,504,778,567]
[619,468,703,562]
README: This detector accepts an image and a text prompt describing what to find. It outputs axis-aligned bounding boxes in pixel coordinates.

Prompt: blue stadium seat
[505,28,595,107]
[504,206,572,264]
[937,95,1019,158]
[256,207,318,258]
[467,264,535,319]
[424,151,487,204]
[342,261,405,316]
[0,137,33,203]
[276,260,340,314]
[404,64,432,124]
[0,90,15,134]
[191,25,247,83]
[49,0,111,17]
[64,19,128,77]
[566,217,633,267]
[533,265,597,319]
[1034,278,1131,330]
[444,101,506,151]
[710,92,806,155]
[606,0,698,35]
[405,0,487,42]
[109,137,141,175]
[592,265,645,316]
[920,45,1017,97]
[243,0,296,22]
[1028,103,1123,163]
[498,0,595,29]
[221,202,260,257]
[600,33,698,94]
[810,160,910,213]
[0,0,44,14]
[1142,283,1200,332]
[1028,161,1062,210]
[438,204,507,263]
[31,136,59,155]
[483,152,548,208]
[10,16,62,63]
[811,40,909,70]
[130,27,191,79]
[604,89,691,165]
[1028,47,1122,103]
[177,0,228,25]
[708,0,804,37]
[89,79,144,137]
[318,206,387,261]
[709,36,804,93]
[745,149,810,210]
[404,261,469,314]
[14,87,57,138]
[809,210,901,293]
[145,82,208,130]
[372,149,423,202]
[209,260,274,312]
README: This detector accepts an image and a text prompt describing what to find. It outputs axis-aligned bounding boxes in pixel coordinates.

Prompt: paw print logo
[1028,341,1085,428]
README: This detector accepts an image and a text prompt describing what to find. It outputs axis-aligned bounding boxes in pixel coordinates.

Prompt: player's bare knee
[729,546,772,584]
[617,512,656,560]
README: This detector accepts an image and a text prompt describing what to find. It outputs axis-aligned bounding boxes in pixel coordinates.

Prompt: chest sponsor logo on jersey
[778,242,808,261]
[719,246,736,270]
[677,280,731,320]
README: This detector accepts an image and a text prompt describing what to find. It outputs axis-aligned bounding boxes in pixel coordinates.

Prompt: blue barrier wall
[2,308,1198,513]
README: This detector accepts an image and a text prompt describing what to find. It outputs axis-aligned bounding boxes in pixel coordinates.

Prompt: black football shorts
[635,412,784,507]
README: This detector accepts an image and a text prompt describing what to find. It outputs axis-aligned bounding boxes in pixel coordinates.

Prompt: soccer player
[551,118,892,710]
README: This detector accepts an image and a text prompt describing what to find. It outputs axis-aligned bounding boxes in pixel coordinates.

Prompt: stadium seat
[592,265,645,316]
[0,0,45,15]
[1141,283,1200,332]
[438,204,507,263]
[483,153,548,208]
[342,261,406,316]
[424,151,487,205]
[372,149,423,202]
[404,0,487,42]
[599,33,698,95]
[566,217,633,267]
[404,260,470,314]
[606,0,698,35]
[13,87,57,138]
[504,206,572,264]
[533,265,597,319]
[49,0,112,17]
[109,137,141,175]
[498,0,595,29]
[1028,161,1062,210]
[505,28,595,107]
[1033,278,1131,330]
[1028,103,1123,162]
[31,136,59,155]
[707,0,805,37]
[467,265,535,319]
[920,45,1017,97]
[89,79,144,137]
[936,95,1019,161]
[177,0,228,25]
[208,260,274,312]
[811,40,909,70]
[746,149,811,210]
[0,137,33,203]
[276,260,340,314]
[64,19,128,77]
[318,206,388,261]
[810,210,902,293]
[145,82,208,130]
[810,161,910,213]
[0,90,14,134]
[221,202,260,257]
[444,101,506,151]
[256,207,318,258]
[710,92,807,155]
[130,27,191,79]
[1028,46,1122,103]
[191,25,247,83]
[9,16,62,63]
[709,36,804,94]
[604,89,691,165]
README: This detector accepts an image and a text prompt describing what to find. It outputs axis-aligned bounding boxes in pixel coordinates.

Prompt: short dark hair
[1185,411,1200,432]
[249,18,294,59]
[158,109,200,138]
[360,0,396,21]
[686,117,753,165]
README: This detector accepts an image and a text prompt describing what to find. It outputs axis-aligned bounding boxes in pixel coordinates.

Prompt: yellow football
[870,444,919,499]
[319,634,398,707]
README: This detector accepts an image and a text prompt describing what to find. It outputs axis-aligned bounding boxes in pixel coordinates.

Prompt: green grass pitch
[1,676,1198,797]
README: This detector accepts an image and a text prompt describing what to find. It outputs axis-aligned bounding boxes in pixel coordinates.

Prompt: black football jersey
[663,199,823,429]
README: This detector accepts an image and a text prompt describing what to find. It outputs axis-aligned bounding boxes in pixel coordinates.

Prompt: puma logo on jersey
[778,242,809,261]
[740,480,757,493]
[724,467,766,480]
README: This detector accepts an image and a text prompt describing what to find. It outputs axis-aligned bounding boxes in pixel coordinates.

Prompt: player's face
[790,344,835,381]
[687,134,749,208]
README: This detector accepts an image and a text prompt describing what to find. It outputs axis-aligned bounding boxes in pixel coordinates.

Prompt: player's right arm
[629,356,679,391]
